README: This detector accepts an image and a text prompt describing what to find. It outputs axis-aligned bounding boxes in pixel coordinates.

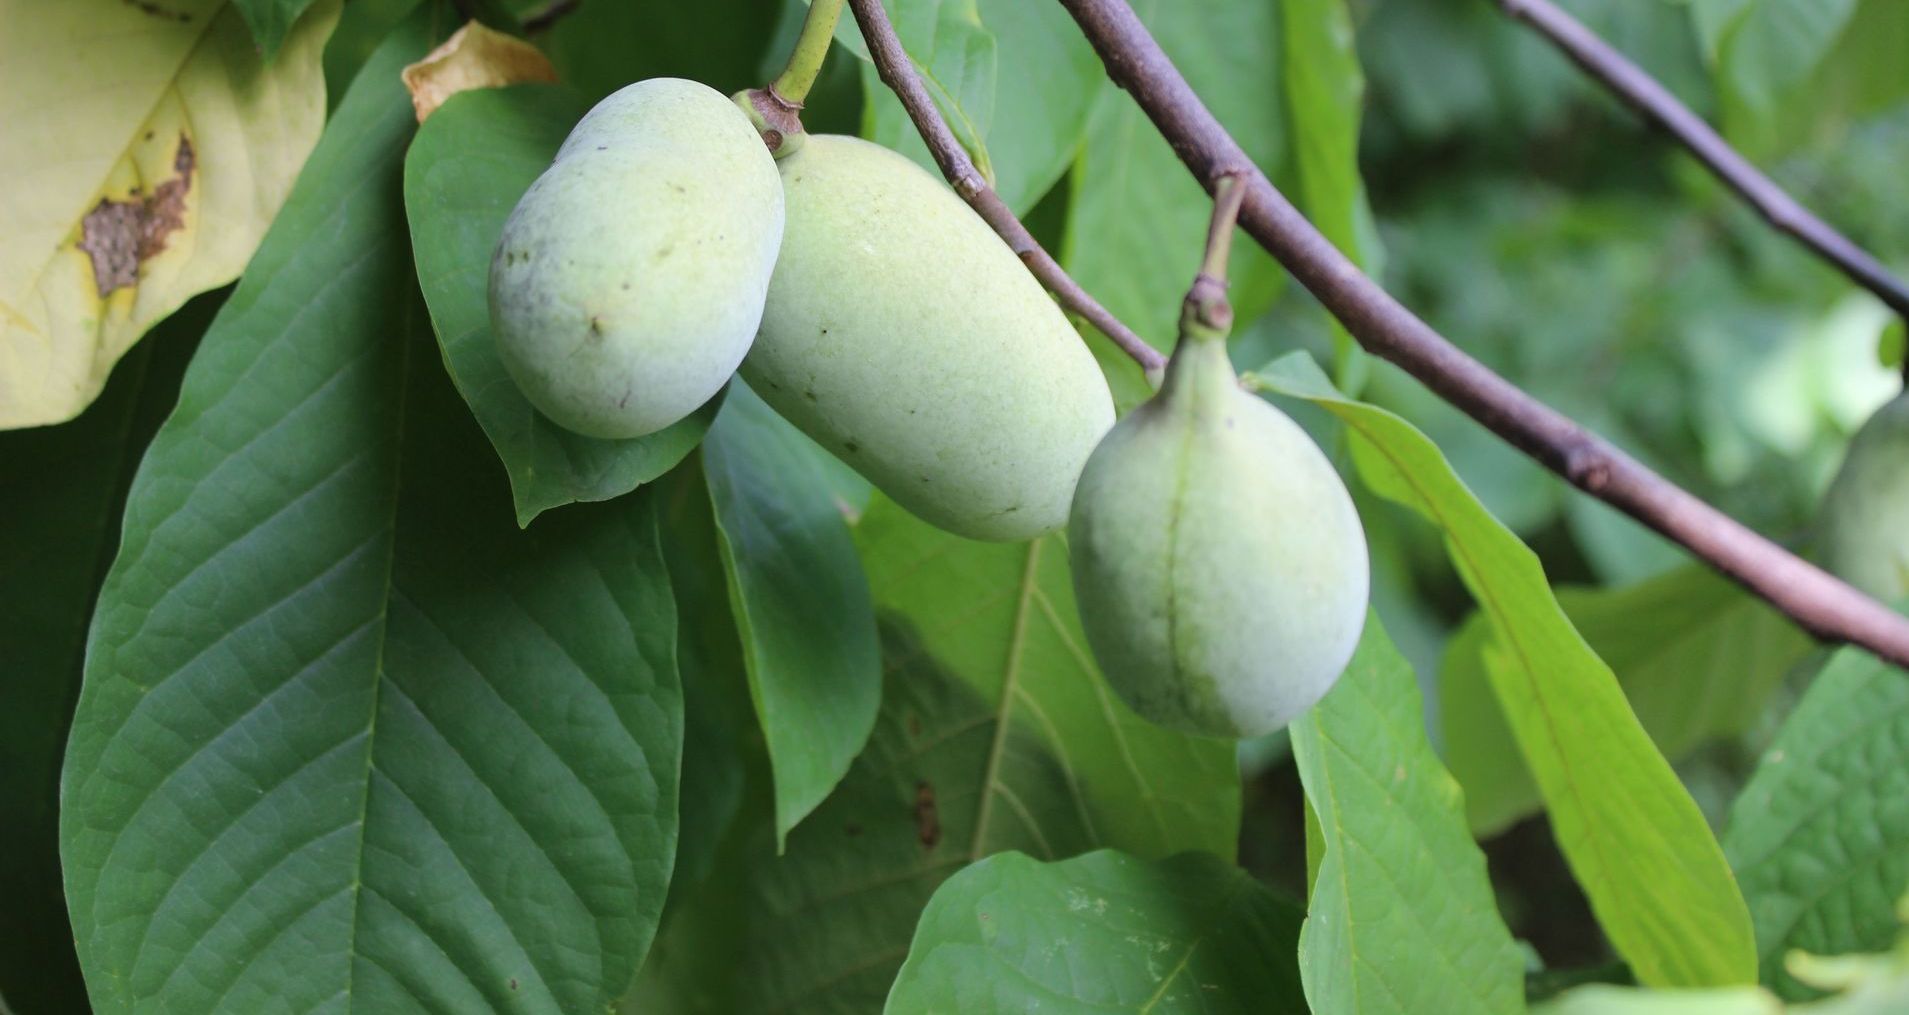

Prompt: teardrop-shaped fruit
[1819,390,1909,604]
[1068,332,1369,739]
[489,78,784,439]
[742,134,1115,542]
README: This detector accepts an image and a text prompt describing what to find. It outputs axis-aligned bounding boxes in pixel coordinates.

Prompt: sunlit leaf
[1252,351,1756,988]
[0,0,339,429]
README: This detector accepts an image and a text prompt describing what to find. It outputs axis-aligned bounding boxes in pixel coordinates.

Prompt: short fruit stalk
[1067,177,1370,739]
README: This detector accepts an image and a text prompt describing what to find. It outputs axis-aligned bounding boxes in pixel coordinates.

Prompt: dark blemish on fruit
[587,316,604,338]
[803,390,818,402]
[509,979,519,991]
[670,182,686,194]
[596,145,607,151]
[915,782,940,849]
[79,133,194,296]
[655,244,675,261]
[843,439,860,453]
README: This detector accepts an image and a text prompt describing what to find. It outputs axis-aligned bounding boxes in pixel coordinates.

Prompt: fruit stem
[772,0,846,106]
[1182,173,1248,341]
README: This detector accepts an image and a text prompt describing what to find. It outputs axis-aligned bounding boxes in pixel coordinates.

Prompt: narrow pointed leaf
[702,381,882,847]
[60,24,681,1012]
[1253,351,1756,988]
[404,84,716,526]
[1291,612,1525,1014]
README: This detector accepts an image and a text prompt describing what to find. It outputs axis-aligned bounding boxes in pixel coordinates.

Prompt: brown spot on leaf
[914,781,940,849]
[78,135,194,297]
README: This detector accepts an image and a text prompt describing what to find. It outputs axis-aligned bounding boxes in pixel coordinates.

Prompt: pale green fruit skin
[741,134,1115,542]
[489,78,784,439]
[1820,390,1909,603]
[1068,338,1370,739]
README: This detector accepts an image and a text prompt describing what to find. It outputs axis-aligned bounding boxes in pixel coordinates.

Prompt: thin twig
[521,0,581,35]
[843,0,1166,375]
[1496,0,1909,323]
[1058,0,1909,667]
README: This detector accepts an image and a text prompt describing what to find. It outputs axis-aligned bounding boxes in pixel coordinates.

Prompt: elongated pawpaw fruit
[1820,390,1909,604]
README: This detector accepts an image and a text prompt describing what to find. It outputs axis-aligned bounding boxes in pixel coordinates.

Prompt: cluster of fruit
[487,78,1371,740]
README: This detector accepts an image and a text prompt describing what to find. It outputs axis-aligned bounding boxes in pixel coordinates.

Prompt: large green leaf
[1251,351,1756,988]
[1724,647,1909,999]
[1062,0,1287,351]
[702,380,882,847]
[1445,562,1814,835]
[0,289,218,1015]
[887,850,1307,1012]
[60,22,682,1012]
[404,84,716,527]
[1279,0,1375,393]
[842,0,1102,214]
[1291,612,1525,1014]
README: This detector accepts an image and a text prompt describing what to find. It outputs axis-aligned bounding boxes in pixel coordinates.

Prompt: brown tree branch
[521,0,581,35]
[1056,0,1909,666]
[1496,0,1909,323]
[843,0,1165,375]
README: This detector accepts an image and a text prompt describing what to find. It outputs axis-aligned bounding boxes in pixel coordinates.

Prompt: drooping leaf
[399,20,556,122]
[702,380,883,847]
[404,84,717,526]
[1279,0,1375,394]
[60,22,682,1011]
[1063,0,1287,352]
[0,288,219,1015]
[1445,561,1814,835]
[0,0,340,429]
[1251,351,1757,988]
[1724,647,1909,999]
[1291,612,1526,1014]
[841,0,1102,214]
[886,850,1307,1013]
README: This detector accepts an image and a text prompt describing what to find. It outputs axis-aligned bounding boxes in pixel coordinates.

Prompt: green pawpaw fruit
[1068,330,1369,739]
[489,78,784,439]
[741,134,1115,542]
[1820,390,1909,604]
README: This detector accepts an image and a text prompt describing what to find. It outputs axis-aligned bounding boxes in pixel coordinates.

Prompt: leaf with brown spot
[401,20,557,123]
[0,0,340,429]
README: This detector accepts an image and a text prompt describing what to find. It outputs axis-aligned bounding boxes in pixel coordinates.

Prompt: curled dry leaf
[401,21,558,123]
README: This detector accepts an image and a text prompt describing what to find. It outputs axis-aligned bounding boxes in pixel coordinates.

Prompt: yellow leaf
[0,0,341,430]
[401,21,558,124]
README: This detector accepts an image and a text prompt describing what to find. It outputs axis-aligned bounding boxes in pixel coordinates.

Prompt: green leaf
[1279,0,1375,394]
[1063,0,1287,351]
[0,289,219,1014]
[1250,351,1757,988]
[59,22,682,1012]
[857,496,1242,862]
[541,0,780,102]
[636,497,1243,1013]
[1694,0,1860,153]
[405,84,716,527]
[1291,612,1526,1014]
[1724,647,1909,999]
[846,0,1102,213]
[703,380,882,847]
[886,850,1306,1013]
[1444,562,1814,835]
[233,0,322,57]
